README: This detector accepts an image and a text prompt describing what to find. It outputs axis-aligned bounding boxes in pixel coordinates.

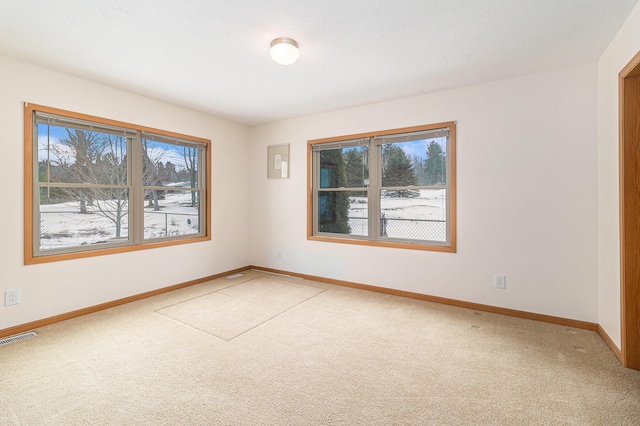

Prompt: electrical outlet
[5,289,20,306]
[276,248,282,259]
[494,275,506,289]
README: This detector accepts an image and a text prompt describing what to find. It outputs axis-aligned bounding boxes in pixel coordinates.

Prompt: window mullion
[131,133,143,245]
[369,141,381,240]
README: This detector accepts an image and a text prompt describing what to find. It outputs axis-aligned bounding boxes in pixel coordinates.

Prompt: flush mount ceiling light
[270,37,299,65]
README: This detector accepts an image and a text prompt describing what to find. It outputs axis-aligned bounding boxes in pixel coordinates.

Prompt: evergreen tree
[424,141,446,185]
[318,150,350,234]
[382,145,417,197]
[344,148,368,188]
[38,161,71,204]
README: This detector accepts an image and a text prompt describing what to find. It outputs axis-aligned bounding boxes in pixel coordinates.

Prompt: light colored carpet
[1,270,639,425]
[157,277,326,341]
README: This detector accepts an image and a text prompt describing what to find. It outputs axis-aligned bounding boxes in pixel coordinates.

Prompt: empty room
[1,1,640,424]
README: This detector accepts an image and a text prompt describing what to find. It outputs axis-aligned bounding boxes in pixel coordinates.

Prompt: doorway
[619,50,640,370]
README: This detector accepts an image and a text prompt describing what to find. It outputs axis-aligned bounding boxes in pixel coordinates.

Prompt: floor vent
[225,273,244,279]
[0,331,38,347]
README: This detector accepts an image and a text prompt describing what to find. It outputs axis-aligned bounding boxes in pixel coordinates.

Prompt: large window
[25,103,210,264]
[308,122,456,252]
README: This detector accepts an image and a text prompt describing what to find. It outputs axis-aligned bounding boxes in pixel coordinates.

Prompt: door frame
[619,50,640,370]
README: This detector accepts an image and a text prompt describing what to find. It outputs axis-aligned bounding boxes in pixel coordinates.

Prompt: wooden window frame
[307,122,456,252]
[24,103,212,264]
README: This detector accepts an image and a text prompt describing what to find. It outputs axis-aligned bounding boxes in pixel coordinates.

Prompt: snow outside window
[25,104,210,263]
[309,122,456,252]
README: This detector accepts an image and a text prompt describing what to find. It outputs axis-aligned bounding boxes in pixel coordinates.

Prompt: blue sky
[397,137,446,161]
[37,123,193,169]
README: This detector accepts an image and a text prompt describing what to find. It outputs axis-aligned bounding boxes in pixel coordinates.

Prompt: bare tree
[47,130,131,237]
[142,140,168,211]
[183,147,198,207]
[91,135,128,237]
[51,129,106,213]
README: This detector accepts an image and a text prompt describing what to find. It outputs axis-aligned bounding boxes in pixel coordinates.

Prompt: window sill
[25,235,211,265]
[307,234,456,253]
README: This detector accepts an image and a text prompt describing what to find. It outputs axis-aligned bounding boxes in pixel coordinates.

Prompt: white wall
[249,63,599,322]
[597,1,640,348]
[0,45,609,332]
[0,56,251,330]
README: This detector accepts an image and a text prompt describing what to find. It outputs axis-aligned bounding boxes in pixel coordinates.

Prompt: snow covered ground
[38,189,447,251]
[39,192,199,250]
[347,189,447,241]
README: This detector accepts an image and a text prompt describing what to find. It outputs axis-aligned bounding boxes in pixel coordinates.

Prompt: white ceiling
[0,0,637,126]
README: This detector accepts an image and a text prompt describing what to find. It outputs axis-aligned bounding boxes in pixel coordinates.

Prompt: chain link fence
[39,210,199,248]
[144,210,199,238]
[348,216,446,241]
[348,217,368,236]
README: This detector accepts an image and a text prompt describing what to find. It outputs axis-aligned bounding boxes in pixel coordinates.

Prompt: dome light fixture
[270,37,299,65]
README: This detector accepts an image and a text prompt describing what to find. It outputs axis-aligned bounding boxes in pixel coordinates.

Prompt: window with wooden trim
[25,103,211,264]
[308,122,456,252]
